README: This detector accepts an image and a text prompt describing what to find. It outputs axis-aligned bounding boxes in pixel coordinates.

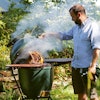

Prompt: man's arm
[88,48,100,74]
[39,32,61,39]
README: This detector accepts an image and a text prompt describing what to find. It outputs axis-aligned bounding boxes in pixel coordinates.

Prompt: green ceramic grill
[10,38,54,99]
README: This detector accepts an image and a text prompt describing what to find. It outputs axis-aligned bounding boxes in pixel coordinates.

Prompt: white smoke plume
[11,0,100,38]
[10,0,100,59]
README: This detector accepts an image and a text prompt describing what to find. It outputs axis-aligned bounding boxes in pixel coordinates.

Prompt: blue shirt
[59,18,100,68]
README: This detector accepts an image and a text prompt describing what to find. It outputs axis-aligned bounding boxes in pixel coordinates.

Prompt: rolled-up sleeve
[58,27,74,40]
[90,22,100,49]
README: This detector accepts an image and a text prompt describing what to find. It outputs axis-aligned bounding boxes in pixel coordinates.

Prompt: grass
[0,73,100,100]
[0,81,100,100]
[50,85,78,100]
[0,79,77,100]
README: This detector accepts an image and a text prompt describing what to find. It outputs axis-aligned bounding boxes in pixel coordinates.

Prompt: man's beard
[75,19,81,25]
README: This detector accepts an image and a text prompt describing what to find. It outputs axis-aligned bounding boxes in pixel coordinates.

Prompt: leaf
[0,20,5,29]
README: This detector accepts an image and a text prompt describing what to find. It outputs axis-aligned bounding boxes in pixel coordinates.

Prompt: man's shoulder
[87,18,99,27]
[88,18,98,24]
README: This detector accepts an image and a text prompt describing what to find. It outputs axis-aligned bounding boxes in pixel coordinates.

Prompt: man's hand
[38,32,61,39]
[88,65,96,75]
[38,33,47,38]
[88,48,100,80]
[88,64,96,80]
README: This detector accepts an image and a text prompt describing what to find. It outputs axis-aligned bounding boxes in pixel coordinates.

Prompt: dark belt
[73,67,100,78]
[72,67,88,76]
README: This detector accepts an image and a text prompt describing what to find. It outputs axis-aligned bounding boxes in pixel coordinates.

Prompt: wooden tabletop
[6,58,72,68]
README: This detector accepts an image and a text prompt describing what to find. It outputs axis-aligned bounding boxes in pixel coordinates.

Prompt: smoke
[11,1,73,39]
[10,0,100,60]
[15,34,62,59]
[11,33,63,63]
[11,0,100,39]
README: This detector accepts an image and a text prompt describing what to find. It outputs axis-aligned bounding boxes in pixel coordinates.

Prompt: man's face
[70,11,81,25]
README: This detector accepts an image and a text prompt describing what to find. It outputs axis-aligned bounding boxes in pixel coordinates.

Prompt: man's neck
[81,16,88,23]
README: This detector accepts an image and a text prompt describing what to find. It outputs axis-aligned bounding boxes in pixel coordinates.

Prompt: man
[40,4,100,100]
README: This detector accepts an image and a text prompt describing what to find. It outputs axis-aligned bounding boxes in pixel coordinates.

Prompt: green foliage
[0,43,10,69]
[48,41,73,82]
[0,82,20,100]
[0,20,5,30]
[48,41,73,58]
[0,4,27,69]
[1,10,26,39]
[20,0,33,6]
